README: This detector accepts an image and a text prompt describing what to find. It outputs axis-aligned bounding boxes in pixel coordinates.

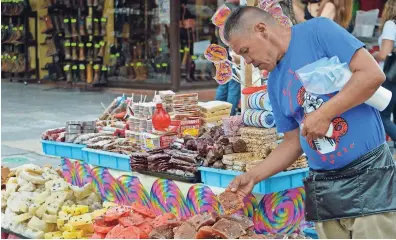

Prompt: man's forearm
[250,139,303,184]
[320,70,385,119]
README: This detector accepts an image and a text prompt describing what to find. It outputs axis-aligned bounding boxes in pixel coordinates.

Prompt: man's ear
[254,22,267,38]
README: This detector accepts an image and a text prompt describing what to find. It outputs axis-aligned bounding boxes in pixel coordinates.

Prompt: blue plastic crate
[304,228,318,239]
[41,140,86,160]
[199,167,309,194]
[82,148,131,171]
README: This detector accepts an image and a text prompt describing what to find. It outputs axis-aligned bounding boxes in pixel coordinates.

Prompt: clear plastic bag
[296,56,391,111]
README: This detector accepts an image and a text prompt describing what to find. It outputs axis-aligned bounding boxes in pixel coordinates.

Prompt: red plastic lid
[242,86,267,95]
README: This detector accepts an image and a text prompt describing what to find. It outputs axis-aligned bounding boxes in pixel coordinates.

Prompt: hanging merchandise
[1,0,39,84]
[39,1,108,88]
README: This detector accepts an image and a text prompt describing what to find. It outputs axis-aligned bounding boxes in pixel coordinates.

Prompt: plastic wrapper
[296,56,392,111]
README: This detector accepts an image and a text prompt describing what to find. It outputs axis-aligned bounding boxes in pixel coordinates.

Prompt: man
[224,6,396,239]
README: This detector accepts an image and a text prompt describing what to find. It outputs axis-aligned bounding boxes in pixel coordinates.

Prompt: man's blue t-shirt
[268,17,385,170]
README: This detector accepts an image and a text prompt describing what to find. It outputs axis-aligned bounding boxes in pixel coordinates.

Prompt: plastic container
[304,228,319,239]
[82,148,131,171]
[198,167,309,194]
[41,140,86,160]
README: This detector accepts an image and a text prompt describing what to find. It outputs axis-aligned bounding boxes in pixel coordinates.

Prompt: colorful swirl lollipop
[117,175,151,208]
[73,161,85,187]
[79,162,93,185]
[258,0,293,27]
[61,158,74,185]
[212,5,231,27]
[253,187,305,234]
[90,167,117,203]
[186,184,222,215]
[204,44,228,63]
[150,179,191,219]
[243,194,258,218]
[214,61,233,84]
[101,168,128,204]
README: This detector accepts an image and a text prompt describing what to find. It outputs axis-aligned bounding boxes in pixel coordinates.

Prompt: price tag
[101,18,107,22]
[130,63,134,66]
[101,66,108,71]
[72,65,78,70]
[64,42,71,47]
[12,56,17,60]
[159,47,163,52]
[87,18,92,22]
[19,26,23,30]
[64,66,70,71]
[156,64,161,68]
[94,18,99,22]
[93,65,100,70]
[5,26,8,29]
[64,19,70,23]
[136,62,142,67]
[179,49,184,53]
[12,27,17,31]
[162,63,168,67]
[184,47,190,52]
[86,42,93,47]
[99,41,105,46]
[94,44,100,48]
[191,56,197,60]
[71,42,77,47]
[71,19,77,23]
[79,64,86,70]
[115,53,120,57]
[110,54,115,58]
[78,43,84,48]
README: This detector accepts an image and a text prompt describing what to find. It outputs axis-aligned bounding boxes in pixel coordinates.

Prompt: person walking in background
[374,0,396,153]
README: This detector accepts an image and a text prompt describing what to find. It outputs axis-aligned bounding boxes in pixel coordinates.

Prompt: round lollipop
[214,61,233,85]
[204,44,228,63]
[211,5,231,27]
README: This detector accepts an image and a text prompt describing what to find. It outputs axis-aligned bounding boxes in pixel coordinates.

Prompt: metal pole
[170,0,181,92]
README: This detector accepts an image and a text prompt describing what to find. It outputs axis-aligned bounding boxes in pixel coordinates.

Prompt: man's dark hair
[223,6,275,42]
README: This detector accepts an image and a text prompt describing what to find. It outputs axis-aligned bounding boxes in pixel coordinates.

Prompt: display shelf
[199,167,309,194]
[82,148,130,171]
[41,140,86,160]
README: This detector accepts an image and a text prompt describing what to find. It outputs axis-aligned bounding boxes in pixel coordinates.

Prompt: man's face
[229,24,279,72]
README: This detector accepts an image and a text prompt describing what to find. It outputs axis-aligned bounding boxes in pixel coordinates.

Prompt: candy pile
[222,152,262,172]
[199,101,233,127]
[41,128,66,142]
[65,121,96,143]
[159,90,175,115]
[1,164,101,239]
[240,127,279,159]
[130,148,201,178]
[172,93,200,117]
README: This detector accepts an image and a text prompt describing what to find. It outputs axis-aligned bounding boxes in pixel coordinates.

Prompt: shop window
[179,0,218,86]
[111,0,171,85]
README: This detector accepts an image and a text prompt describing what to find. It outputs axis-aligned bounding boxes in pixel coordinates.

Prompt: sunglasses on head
[303,0,321,3]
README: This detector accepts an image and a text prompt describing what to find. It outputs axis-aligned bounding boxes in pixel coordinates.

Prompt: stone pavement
[1,81,217,168]
[1,82,121,168]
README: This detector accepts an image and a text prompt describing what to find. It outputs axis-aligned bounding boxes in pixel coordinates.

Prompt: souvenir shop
[1,0,225,90]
